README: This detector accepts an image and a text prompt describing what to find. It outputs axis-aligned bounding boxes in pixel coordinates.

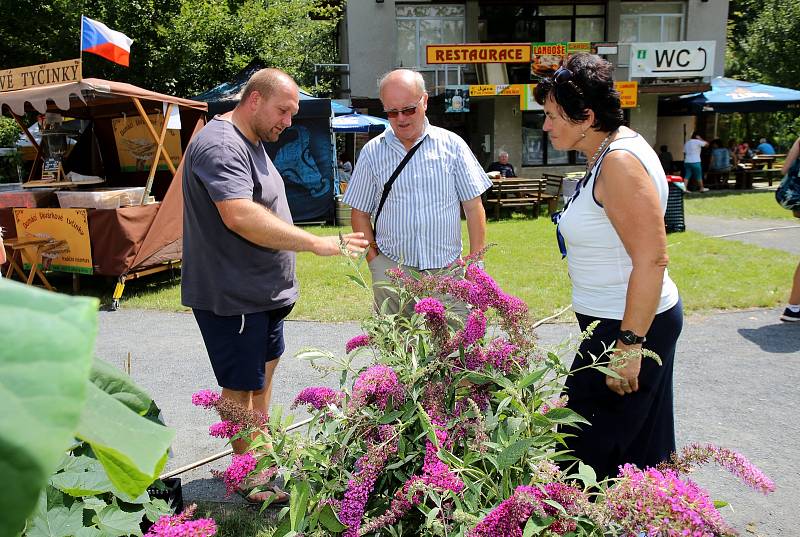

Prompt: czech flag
[81,16,133,67]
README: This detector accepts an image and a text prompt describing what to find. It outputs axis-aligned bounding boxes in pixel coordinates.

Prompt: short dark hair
[660,145,668,152]
[533,53,623,132]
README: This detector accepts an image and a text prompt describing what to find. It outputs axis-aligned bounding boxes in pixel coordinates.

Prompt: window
[396,5,466,70]
[521,112,580,166]
[619,2,685,42]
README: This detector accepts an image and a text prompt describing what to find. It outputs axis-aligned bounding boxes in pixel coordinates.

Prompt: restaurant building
[333,1,729,175]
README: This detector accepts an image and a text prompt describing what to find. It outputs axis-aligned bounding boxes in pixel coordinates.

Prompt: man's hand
[606,342,642,396]
[311,232,368,257]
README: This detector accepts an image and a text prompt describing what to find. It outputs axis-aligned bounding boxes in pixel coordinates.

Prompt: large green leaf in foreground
[0,279,98,537]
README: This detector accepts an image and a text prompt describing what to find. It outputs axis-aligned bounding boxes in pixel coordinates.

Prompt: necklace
[585,131,615,172]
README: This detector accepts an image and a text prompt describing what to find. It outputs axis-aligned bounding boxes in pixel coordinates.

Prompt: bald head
[378,69,426,99]
[239,68,298,104]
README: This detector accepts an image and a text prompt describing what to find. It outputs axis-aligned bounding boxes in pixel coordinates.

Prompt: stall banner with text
[13,208,93,274]
[520,84,543,111]
[0,59,82,92]
[468,84,523,97]
[426,44,531,64]
[615,81,638,108]
[112,114,182,172]
[531,42,591,78]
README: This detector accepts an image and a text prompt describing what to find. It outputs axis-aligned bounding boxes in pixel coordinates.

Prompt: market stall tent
[0,78,207,308]
[660,77,800,115]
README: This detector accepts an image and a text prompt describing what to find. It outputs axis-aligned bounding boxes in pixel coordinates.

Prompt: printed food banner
[530,42,591,78]
[615,81,639,108]
[112,114,182,172]
[13,208,93,274]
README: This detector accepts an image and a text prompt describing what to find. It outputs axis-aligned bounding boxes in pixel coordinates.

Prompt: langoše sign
[427,44,531,64]
[0,59,82,92]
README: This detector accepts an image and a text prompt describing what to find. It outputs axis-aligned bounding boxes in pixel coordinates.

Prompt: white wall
[344,0,398,99]
[628,93,659,146]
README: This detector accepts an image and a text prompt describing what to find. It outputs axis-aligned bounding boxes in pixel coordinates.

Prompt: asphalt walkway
[93,213,800,535]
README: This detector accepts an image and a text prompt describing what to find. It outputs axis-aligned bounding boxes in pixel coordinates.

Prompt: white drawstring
[238,314,245,334]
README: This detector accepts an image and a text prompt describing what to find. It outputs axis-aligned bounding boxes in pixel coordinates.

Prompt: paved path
[686,215,800,254]
[96,307,800,536]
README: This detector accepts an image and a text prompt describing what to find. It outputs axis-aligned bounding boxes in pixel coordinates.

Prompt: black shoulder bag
[373,135,427,235]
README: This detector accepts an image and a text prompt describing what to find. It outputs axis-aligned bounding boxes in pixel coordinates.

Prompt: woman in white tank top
[533,53,683,480]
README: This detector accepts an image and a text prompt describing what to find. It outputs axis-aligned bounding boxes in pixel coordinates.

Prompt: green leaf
[93,504,146,537]
[75,527,102,537]
[594,366,622,380]
[518,368,547,390]
[416,403,438,445]
[25,492,84,537]
[143,498,172,523]
[289,480,310,531]
[576,462,597,487]
[379,410,404,424]
[542,408,590,426]
[713,500,730,508]
[49,469,113,497]
[0,280,98,536]
[318,502,347,532]
[76,382,174,498]
[498,438,537,470]
[89,359,152,415]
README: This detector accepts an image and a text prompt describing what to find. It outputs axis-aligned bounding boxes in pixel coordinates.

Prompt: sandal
[236,470,289,505]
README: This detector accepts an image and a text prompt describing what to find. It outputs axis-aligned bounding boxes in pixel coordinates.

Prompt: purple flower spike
[145,504,217,537]
[208,420,242,439]
[352,364,405,410]
[219,453,257,496]
[462,310,487,346]
[191,390,221,409]
[346,334,371,353]
[292,386,344,410]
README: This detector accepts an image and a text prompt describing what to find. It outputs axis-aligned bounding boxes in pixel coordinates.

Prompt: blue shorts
[683,162,703,182]
[193,304,294,391]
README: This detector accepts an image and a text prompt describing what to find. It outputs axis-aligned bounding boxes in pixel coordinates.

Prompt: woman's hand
[606,342,642,396]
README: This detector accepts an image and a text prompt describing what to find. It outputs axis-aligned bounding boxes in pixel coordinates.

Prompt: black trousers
[562,298,683,480]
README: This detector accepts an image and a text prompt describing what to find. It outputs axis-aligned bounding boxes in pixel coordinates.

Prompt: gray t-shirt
[181,117,298,316]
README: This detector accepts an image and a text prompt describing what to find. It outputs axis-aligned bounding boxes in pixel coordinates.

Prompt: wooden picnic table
[483,175,563,220]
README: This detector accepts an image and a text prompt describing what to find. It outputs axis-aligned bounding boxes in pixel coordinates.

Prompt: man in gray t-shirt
[181,70,366,499]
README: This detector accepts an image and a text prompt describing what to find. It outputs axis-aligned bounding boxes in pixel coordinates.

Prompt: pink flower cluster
[414,297,449,338]
[191,390,220,409]
[208,420,241,439]
[345,334,371,353]
[485,337,522,373]
[605,464,736,537]
[291,386,344,410]
[674,443,775,494]
[540,395,569,415]
[461,309,487,346]
[218,453,257,496]
[351,364,405,410]
[145,504,216,537]
[467,483,584,537]
[339,426,398,537]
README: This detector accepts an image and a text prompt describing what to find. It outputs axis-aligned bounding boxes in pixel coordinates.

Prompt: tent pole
[132,98,176,204]
[9,110,42,183]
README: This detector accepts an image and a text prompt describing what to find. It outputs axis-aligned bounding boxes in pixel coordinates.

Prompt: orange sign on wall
[615,81,639,108]
[427,44,531,64]
[13,208,93,274]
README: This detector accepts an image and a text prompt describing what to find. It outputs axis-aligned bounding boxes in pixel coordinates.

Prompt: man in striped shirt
[343,69,492,314]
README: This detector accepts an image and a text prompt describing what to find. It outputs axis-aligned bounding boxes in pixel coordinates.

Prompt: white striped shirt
[343,120,492,269]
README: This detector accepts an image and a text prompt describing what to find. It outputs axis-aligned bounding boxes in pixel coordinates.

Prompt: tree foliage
[0,0,342,98]
[723,0,800,149]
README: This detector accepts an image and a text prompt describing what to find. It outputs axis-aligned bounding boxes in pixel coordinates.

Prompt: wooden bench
[484,178,550,220]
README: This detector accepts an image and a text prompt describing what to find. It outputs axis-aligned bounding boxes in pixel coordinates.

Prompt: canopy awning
[0,78,207,117]
[661,77,800,114]
[331,112,389,133]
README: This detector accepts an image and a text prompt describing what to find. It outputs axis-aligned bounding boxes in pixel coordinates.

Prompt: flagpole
[79,14,83,64]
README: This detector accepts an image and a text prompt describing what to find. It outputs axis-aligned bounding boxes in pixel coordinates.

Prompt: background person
[657,144,673,174]
[487,150,516,177]
[534,53,683,480]
[709,138,732,173]
[756,137,776,155]
[779,136,800,322]
[181,68,367,502]
[343,69,491,315]
[683,131,708,192]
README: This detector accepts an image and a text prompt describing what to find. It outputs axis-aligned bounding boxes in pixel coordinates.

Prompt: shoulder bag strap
[373,135,427,233]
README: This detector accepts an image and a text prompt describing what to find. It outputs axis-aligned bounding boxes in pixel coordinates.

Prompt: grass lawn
[58,189,796,320]
[684,190,795,220]
[194,502,276,537]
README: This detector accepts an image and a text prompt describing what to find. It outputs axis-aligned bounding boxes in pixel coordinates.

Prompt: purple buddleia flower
[345,334,371,353]
[145,504,217,537]
[292,386,344,410]
[191,390,221,409]
[217,453,257,496]
[461,310,487,346]
[208,420,242,439]
[671,443,775,494]
[351,365,405,410]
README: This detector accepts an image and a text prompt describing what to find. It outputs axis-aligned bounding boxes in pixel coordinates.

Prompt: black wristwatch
[618,330,645,345]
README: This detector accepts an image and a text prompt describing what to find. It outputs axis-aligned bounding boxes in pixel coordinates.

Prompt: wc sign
[629,41,716,78]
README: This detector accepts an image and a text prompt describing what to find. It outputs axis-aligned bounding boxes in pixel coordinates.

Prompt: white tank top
[558,132,680,320]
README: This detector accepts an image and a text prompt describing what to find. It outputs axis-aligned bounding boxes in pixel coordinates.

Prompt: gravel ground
[96,305,800,535]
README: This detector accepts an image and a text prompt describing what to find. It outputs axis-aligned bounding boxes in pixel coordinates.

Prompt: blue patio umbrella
[331,112,390,133]
[679,77,800,113]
